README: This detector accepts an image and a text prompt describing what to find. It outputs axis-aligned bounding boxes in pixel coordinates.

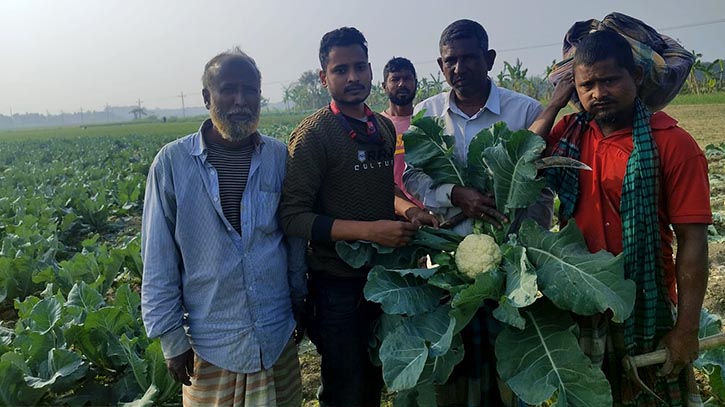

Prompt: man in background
[380,56,422,206]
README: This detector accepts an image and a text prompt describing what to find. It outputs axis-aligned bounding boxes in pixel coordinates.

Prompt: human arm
[394,186,439,228]
[658,223,708,376]
[140,152,193,382]
[528,71,574,138]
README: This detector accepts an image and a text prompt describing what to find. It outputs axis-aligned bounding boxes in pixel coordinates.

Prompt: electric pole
[178,92,186,118]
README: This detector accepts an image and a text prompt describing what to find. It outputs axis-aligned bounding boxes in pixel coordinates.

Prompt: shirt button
[213,196,219,202]
[227,226,232,231]
[605,222,610,227]
[209,169,216,175]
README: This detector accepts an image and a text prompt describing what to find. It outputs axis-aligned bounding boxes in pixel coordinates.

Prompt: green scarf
[621,98,672,356]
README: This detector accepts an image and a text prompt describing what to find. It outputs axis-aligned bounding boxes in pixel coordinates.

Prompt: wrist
[404,207,421,220]
[450,186,460,207]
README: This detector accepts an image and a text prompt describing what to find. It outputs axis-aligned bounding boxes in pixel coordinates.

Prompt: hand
[657,327,699,377]
[405,207,440,228]
[292,300,306,344]
[450,186,507,228]
[166,348,195,386]
[367,220,418,247]
[551,70,575,110]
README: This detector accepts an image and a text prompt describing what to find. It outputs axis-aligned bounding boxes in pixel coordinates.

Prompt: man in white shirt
[403,19,551,407]
[404,19,550,237]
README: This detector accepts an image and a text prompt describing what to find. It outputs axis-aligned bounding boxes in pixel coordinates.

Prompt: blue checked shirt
[141,121,307,373]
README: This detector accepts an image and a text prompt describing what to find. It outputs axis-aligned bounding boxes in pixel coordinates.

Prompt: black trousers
[306,273,383,407]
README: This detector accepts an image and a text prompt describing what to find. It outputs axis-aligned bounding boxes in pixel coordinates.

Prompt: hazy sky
[2,0,724,114]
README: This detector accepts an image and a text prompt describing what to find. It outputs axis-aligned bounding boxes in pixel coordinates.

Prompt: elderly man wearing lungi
[141,48,306,407]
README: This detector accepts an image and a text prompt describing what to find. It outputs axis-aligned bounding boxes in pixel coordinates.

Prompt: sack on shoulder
[548,12,694,112]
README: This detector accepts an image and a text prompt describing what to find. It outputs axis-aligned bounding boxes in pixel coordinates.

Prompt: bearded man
[379,56,421,206]
[141,48,306,407]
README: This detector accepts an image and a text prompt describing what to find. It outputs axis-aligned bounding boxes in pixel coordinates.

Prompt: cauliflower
[455,234,502,278]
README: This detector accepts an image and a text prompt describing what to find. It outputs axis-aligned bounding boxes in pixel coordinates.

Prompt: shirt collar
[190,119,264,156]
[445,80,501,118]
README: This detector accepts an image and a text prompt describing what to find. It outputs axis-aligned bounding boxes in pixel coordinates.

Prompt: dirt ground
[705,243,725,317]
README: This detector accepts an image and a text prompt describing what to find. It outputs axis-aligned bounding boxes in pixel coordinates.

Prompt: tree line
[281,53,724,113]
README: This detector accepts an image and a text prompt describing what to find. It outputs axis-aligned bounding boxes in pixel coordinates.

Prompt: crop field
[0,102,724,406]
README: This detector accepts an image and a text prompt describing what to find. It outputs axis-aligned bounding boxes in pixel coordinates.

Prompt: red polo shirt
[548,111,712,302]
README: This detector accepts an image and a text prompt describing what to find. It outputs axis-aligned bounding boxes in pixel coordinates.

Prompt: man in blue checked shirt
[141,48,306,407]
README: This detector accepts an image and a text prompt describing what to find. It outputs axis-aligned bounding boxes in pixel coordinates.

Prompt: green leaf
[28,296,63,334]
[450,269,505,333]
[336,240,426,270]
[364,266,444,316]
[419,333,465,386]
[119,384,158,407]
[501,244,537,308]
[67,281,105,312]
[86,306,134,336]
[403,116,467,186]
[335,240,374,269]
[115,284,144,336]
[13,330,54,369]
[394,267,440,280]
[65,323,126,372]
[519,219,635,323]
[379,323,428,391]
[700,308,723,338]
[411,227,463,252]
[145,340,180,404]
[119,335,149,390]
[466,126,497,193]
[427,271,467,293]
[482,124,546,214]
[25,348,88,391]
[0,352,45,406]
[496,301,612,406]
[493,299,526,330]
[408,305,456,356]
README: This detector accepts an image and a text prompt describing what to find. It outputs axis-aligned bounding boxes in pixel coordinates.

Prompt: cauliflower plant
[455,234,502,279]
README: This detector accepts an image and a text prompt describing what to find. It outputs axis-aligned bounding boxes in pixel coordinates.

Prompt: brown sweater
[280,107,397,277]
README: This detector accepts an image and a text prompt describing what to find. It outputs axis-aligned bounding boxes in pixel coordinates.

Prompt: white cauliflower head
[455,234,502,278]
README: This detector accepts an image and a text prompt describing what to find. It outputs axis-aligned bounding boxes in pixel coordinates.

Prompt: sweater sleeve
[279,117,332,240]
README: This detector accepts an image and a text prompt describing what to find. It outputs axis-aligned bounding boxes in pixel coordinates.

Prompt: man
[279,27,436,407]
[403,19,550,406]
[380,56,421,206]
[532,30,710,405]
[404,19,550,237]
[141,48,305,407]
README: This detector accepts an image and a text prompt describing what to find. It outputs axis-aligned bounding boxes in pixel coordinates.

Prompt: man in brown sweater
[279,27,436,407]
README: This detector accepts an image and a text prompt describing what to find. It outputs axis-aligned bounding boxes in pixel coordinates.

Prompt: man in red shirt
[531,30,711,406]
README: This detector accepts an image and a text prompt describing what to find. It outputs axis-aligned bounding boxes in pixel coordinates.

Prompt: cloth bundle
[548,12,694,112]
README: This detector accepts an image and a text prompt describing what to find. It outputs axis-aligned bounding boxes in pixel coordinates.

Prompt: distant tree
[367,82,388,112]
[496,59,553,101]
[285,70,329,111]
[130,106,148,120]
[414,73,448,104]
[685,51,724,94]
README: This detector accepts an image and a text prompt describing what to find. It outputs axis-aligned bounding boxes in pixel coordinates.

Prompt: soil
[704,242,725,317]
